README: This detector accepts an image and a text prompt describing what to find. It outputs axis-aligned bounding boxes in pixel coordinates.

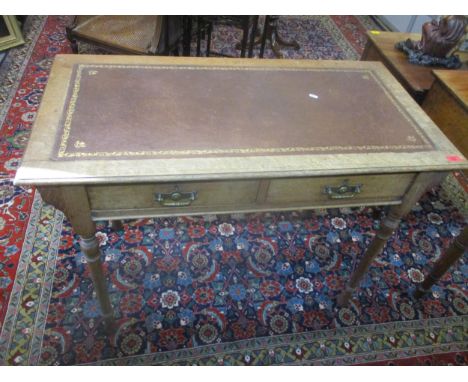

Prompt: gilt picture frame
[0,16,25,51]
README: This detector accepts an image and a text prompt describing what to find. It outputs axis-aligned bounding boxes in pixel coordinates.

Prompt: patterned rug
[0,16,467,366]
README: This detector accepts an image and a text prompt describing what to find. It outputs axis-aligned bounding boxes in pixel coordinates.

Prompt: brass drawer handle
[324,180,362,199]
[155,186,198,207]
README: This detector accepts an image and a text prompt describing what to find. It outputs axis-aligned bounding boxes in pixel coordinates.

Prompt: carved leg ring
[80,236,115,331]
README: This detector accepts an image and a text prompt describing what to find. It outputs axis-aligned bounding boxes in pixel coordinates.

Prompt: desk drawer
[88,180,260,211]
[265,173,416,205]
[87,174,416,219]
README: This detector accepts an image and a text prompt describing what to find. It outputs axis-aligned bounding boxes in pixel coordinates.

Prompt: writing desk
[14,55,468,329]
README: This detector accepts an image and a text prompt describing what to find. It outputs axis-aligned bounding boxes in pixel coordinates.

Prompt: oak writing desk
[14,55,468,329]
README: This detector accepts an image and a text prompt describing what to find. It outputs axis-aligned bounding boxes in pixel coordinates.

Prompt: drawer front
[88,174,416,218]
[265,173,416,205]
[87,180,260,211]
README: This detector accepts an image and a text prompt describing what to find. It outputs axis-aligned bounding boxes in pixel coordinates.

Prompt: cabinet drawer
[265,173,416,205]
[87,180,260,211]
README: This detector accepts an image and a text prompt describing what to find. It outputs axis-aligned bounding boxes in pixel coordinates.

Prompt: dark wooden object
[259,16,300,58]
[192,16,259,58]
[422,70,468,176]
[39,186,115,332]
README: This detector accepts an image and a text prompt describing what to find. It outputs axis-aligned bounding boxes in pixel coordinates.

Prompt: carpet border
[0,191,64,365]
[84,315,468,366]
[0,16,47,132]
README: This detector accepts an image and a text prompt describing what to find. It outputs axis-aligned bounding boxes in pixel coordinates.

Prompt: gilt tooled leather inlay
[53,64,434,160]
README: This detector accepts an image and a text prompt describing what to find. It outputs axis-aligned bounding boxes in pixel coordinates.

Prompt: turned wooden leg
[414,226,468,299]
[111,219,124,231]
[337,205,402,306]
[79,235,115,330]
[337,172,447,306]
[38,186,115,332]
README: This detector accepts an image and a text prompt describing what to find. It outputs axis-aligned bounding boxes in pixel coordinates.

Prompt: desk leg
[38,186,115,332]
[337,172,446,306]
[414,226,468,299]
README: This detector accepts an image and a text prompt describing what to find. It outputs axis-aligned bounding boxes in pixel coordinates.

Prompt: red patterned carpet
[0,16,73,327]
[0,16,466,366]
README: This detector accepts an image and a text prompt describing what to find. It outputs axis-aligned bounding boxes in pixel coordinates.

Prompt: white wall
[377,15,438,33]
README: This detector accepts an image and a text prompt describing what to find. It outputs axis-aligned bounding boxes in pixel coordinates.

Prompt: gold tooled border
[56,64,434,159]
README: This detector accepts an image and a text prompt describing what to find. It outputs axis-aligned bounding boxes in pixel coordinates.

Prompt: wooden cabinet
[422,70,468,175]
[361,31,468,104]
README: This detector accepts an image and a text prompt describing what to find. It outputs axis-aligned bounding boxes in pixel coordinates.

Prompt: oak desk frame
[14,55,468,330]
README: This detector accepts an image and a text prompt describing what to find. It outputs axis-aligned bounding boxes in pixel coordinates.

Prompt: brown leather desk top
[14,55,468,186]
[54,61,433,160]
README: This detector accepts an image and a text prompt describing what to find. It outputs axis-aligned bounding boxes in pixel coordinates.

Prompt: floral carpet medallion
[0,16,467,366]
